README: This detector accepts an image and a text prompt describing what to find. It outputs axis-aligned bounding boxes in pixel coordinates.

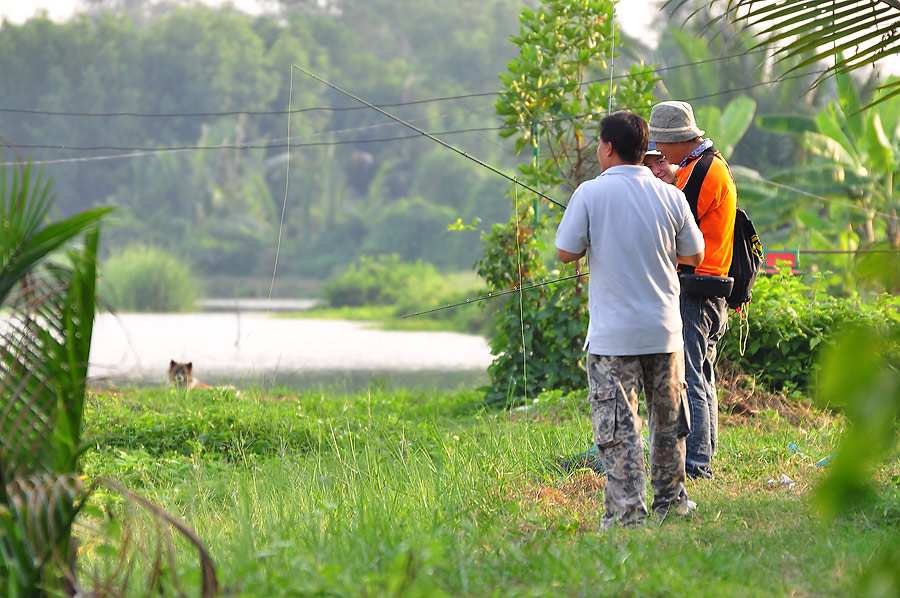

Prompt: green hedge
[720,271,900,391]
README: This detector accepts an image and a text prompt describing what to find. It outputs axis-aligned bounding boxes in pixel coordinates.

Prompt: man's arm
[558,248,586,263]
[677,249,704,267]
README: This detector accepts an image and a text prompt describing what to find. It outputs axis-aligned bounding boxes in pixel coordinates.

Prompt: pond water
[88,312,492,392]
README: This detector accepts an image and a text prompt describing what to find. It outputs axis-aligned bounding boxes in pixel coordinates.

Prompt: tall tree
[477,0,657,404]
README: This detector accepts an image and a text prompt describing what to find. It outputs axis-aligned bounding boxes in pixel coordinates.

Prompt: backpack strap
[680,146,718,223]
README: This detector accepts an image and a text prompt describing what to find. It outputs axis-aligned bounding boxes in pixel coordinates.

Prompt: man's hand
[558,248,586,263]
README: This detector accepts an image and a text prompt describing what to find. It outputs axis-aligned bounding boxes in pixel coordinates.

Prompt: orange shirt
[676,155,736,277]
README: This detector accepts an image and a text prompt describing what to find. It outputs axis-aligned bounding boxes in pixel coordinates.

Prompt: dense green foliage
[98,245,200,312]
[78,383,899,597]
[478,0,657,405]
[720,271,900,392]
[812,253,900,598]
[4,0,896,295]
[0,0,526,281]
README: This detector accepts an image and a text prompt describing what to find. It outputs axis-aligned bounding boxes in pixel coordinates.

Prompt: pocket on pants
[677,381,691,438]
[589,386,620,448]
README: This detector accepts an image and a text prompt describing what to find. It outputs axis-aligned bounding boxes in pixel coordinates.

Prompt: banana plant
[756,72,900,251]
[695,96,757,159]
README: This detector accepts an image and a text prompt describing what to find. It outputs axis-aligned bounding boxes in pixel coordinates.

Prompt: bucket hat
[648,101,705,143]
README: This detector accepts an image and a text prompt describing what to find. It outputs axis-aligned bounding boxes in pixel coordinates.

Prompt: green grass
[80,385,899,597]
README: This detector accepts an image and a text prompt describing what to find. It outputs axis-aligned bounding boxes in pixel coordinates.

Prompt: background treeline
[0,0,534,283]
[2,0,899,298]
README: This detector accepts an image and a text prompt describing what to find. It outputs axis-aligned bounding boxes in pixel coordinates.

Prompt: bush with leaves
[720,271,900,392]
[323,254,446,308]
[99,245,200,312]
[478,0,657,405]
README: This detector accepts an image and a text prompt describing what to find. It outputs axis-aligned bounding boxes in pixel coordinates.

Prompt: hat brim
[648,126,705,143]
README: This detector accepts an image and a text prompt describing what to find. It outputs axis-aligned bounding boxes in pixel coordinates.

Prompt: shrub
[99,245,199,312]
[323,254,446,308]
[720,270,900,391]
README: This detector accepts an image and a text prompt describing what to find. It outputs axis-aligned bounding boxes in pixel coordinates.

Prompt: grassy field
[79,379,899,597]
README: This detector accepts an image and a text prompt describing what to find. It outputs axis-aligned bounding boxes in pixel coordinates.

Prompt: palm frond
[1,161,220,595]
[0,473,89,593]
[92,479,222,598]
[664,1,900,105]
[0,232,100,481]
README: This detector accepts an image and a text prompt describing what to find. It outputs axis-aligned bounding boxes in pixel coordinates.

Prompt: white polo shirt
[556,164,704,355]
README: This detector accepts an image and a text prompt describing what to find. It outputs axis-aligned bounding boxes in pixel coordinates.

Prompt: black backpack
[680,147,763,310]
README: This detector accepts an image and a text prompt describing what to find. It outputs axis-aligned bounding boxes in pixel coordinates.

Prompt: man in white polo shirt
[556,110,705,529]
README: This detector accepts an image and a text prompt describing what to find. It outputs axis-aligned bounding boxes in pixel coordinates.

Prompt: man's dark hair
[599,111,649,164]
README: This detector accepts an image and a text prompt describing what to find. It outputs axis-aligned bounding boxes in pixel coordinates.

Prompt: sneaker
[685,467,714,480]
[600,516,647,531]
[674,498,697,516]
[654,498,697,521]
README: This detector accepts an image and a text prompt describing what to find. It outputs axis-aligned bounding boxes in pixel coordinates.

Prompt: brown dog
[167,360,212,390]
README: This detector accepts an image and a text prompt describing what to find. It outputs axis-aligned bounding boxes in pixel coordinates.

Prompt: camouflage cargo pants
[587,351,692,529]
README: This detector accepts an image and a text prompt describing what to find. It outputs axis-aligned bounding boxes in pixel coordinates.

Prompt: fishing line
[267,66,295,314]
[608,28,616,114]
[291,64,568,210]
[0,48,778,119]
[750,174,898,219]
[514,180,528,400]
[399,273,588,318]
[10,68,828,161]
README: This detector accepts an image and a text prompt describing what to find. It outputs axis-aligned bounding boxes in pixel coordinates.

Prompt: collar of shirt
[679,138,713,169]
[599,164,652,177]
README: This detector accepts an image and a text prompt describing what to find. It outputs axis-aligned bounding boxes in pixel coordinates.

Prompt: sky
[2,0,265,23]
[0,0,661,41]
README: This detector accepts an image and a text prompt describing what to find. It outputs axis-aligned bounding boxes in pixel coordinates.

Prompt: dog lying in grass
[167,360,213,390]
[168,360,243,397]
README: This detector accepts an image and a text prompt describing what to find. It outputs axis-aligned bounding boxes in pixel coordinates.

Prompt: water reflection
[89,313,491,391]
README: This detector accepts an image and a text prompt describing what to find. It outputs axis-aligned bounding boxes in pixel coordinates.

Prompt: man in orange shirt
[650,101,736,480]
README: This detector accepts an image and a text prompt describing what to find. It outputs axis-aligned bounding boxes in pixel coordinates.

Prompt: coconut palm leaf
[1,164,111,308]
[664,1,900,108]
[0,226,101,595]
[0,473,90,594]
[1,161,220,596]
[0,237,100,482]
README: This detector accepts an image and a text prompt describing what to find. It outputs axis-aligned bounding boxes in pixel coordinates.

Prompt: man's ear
[597,141,612,161]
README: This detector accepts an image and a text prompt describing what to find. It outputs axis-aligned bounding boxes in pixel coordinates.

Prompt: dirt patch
[514,471,605,521]
[716,364,827,425]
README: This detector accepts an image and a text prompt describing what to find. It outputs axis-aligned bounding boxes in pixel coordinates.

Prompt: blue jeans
[680,293,728,478]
